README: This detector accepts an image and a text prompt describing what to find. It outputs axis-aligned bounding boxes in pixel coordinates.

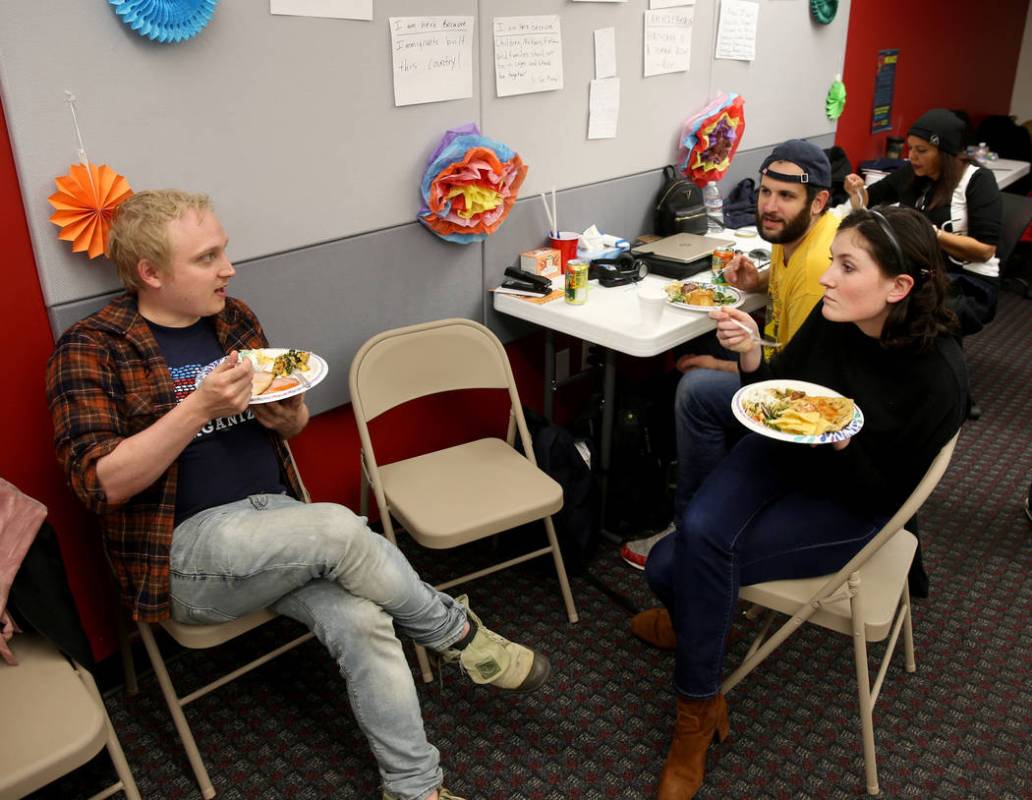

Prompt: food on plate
[665,280,738,307]
[241,349,311,397]
[741,386,855,436]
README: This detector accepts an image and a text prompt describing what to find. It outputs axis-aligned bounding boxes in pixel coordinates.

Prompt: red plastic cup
[548,231,580,272]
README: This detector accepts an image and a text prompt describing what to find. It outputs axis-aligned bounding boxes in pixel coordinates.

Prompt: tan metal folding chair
[349,318,579,682]
[136,611,314,799]
[720,433,958,795]
[0,633,141,800]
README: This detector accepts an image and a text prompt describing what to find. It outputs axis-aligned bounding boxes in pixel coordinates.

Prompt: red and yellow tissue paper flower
[678,94,747,185]
[418,123,527,244]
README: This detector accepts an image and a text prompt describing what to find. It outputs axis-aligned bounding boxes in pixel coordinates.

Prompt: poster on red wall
[871,49,898,133]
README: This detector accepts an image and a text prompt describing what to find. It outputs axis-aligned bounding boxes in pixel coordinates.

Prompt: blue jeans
[169,495,468,800]
[674,367,742,518]
[646,435,886,698]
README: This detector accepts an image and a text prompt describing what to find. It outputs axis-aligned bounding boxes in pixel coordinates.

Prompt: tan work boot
[441,595,551,693]
[383,787,466,800]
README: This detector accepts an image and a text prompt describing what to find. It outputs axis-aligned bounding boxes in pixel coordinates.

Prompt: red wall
[835,0,1031,165]
[0,98,120,659]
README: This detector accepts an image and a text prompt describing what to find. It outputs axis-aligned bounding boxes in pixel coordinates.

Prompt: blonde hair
[107,190,213,291]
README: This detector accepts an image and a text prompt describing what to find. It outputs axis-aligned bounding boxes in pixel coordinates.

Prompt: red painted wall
[835,0,1031,166]
[0,98,120,660]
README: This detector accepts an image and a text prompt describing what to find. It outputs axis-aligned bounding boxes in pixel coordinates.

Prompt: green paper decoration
[811,0,838,25]
[826,77,846,121]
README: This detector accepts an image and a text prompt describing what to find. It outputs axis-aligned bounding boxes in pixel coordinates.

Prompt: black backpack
[654,165,706,236]
[517,409,600,574]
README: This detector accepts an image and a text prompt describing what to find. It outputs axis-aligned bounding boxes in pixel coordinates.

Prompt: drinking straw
[539,193,556,236]
[551,186,558,236]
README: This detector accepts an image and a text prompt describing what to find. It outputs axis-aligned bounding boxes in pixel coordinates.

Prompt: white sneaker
[620,522,676,570]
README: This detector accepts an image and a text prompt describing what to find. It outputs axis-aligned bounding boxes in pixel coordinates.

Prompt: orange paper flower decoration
[48,163,133,259]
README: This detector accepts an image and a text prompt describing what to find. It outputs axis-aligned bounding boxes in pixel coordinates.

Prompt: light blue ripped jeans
[169,494,469,800]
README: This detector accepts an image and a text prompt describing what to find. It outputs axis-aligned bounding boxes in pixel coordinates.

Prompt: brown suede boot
[657,694,730,800]
[631,607,677,650]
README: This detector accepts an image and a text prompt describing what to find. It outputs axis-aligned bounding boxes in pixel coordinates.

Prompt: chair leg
[850,593,880,796]
[359,454,370,518]
[116,610,139,696]
[77,664,142,800]
[137,622,216,799]
[414,643,434,684]
[543,516,579,624]
[902,579,917,673]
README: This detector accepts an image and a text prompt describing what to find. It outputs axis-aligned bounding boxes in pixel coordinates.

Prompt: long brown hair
[837,206,958,350]
[920,151,971,211]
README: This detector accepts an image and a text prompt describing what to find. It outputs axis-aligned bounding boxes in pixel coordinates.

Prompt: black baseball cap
[908,109,964,155]
[759,139,832,188]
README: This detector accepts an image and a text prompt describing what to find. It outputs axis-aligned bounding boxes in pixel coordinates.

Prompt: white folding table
[493,227,767,530]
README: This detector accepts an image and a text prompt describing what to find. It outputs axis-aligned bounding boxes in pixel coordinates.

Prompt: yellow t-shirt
[764,211,840,349]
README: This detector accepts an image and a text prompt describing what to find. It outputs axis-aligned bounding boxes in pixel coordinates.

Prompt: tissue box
[521,248,562,280]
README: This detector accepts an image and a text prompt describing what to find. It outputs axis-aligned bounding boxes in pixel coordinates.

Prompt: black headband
[867,209,929,286]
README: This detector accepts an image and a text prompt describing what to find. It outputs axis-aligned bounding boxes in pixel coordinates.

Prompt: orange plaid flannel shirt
[46,294,307,622]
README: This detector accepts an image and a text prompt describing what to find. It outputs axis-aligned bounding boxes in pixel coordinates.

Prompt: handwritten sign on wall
[494,16,564,98]
[715,0,759,62]
[389,16,474,107]
[644,9,695,77]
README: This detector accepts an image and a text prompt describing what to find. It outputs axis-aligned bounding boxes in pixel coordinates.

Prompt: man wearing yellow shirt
[621,140,838,569]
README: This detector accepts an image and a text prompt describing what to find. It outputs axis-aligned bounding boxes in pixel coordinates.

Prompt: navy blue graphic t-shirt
[148,318,287,525]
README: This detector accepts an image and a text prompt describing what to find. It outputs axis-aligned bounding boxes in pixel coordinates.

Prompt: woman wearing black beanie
[843,108,1002,337]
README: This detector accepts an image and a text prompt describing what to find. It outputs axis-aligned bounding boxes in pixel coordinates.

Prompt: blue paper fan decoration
[108,0,219,44]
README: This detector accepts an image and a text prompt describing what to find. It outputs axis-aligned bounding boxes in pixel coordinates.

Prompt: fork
[728,317,783,348]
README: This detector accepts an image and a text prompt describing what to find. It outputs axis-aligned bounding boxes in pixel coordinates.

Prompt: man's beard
[756,205,813,244]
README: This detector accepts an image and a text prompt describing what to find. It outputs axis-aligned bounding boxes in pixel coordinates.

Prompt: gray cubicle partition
[47,132,834,413]
[8,1,846,414]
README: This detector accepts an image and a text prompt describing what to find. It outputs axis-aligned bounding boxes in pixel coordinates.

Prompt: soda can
[564,259,589,304]
[710,247,734,284]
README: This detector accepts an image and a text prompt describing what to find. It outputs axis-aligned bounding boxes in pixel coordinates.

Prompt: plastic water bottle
[703,181,724,233]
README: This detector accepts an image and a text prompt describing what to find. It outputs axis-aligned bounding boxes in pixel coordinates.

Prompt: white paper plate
[195,348,329,405]
[665,283,745,313]
[731,379,864,445]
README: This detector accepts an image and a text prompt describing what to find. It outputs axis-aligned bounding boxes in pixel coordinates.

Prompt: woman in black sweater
[844,108,1002,335]
[638,206,967,800]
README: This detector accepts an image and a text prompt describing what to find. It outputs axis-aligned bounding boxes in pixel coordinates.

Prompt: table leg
[599,347,617,539]
[544,330,556,421]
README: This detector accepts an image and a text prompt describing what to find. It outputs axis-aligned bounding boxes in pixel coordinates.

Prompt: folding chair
[349,318,579,682]
[0,633,141,800]
[721,433,959,796]
[135,611,314,799]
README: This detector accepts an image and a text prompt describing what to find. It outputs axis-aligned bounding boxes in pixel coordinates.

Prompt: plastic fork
[728,317,783,348]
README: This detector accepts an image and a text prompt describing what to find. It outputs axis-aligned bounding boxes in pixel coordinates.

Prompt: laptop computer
[631,233,736,279]
[631,232,736,264]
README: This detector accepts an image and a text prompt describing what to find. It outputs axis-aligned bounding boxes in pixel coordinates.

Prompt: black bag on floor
[575,375,678,540]
[519,409,601,574]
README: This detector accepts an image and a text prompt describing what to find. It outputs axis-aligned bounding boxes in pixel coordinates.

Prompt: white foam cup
[637,285,667,327]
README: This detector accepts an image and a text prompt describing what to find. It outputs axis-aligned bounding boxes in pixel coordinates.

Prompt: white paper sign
[715,0,759,62]
[594,27,617,79]
[389,17,474,107]
[270,0,372,20]
[588,78,621,139]
[644,9,694,77]
[494,16,564,98]
[650,0,696,8]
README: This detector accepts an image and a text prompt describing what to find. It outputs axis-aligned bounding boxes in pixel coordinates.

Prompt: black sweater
[741,303,968,514]
[866,163,1002,249]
